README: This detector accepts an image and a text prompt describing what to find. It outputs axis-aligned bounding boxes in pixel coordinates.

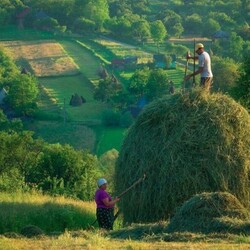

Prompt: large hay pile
[115,90,250,223]
[167,192,250,234]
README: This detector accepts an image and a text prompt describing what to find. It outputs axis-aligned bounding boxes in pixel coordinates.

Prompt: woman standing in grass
[95,178,120,230]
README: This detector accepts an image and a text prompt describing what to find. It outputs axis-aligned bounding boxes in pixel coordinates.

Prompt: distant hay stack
[115,90,250,224]
[167,192,250,234]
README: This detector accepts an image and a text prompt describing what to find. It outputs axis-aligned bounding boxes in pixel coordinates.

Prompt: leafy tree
[94,77,122,103]
[131,19,151,45]
[84,0,110,31]
[208,12,236,30]
[105,16,132,38]
[172,23,184,38]
[0,109,23,132]
[0,131,42,181]
[73,17,95,33]
[31,143,100,200]
[0,0,24,26]
[203,18,221,37]
[184,14,203,35]
[231,54,250,111]
[161,10,183,37]
[7,73,38,116]
[227,32,244,61]
[145,69,169,101]
[212,56,240,93]
[0,48,19,85]
[108,0,132,17]
[128,67,150,97]
[237,23,250,40]
[130,0,150,15]
[150,20,167,53]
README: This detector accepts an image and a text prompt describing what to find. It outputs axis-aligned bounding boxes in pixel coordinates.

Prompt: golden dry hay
[115,89,250,224]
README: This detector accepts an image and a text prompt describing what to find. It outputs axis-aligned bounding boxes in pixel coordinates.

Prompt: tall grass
[0,191,96,234]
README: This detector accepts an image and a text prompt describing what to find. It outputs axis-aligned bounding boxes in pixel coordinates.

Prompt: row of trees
[0,1,249,43]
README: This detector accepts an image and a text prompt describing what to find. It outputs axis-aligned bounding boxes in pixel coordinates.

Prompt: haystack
[115,90,250,223]
[167,192,250,234]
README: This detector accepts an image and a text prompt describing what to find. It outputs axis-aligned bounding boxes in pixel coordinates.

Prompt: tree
[161,10,183,37]
[84,0,110,31]
[132,19,151,45]
[0,131,43,183]
[227,32,244,61]
[231,54,250,111]
[7,73,38,116]
[73,17,95,33]
[94,77,122,102]
[172,23,184,38]
[31,143,100,200]
[212,56,240,93]
[208,12,236,30]
[184,14,202,35]
[150,20,167,53]
[128,67,150,97]
[0,109,23,132]
[105,16,132,38]
[0,0,24,26]
[0,48,19,85]
[145,69,169,101]
[204,18,221,37]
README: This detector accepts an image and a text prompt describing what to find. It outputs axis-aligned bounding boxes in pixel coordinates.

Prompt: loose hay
[167,192,250,234]
[115,89,250,224]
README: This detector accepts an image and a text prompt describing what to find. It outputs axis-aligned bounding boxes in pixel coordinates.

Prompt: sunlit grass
[0,191,96,235]
[1,231,250,250]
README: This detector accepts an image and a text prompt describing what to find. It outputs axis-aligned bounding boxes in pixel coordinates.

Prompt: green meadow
[0,192,249,250]
[1,28,186,156]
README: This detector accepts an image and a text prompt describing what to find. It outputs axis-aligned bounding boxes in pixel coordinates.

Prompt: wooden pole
[193,39,196,85]
[117,174,146,198]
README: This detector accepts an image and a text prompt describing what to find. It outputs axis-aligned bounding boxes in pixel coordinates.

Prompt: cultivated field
[1,40,79,77]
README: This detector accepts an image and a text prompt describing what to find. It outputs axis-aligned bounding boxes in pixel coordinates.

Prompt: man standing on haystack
[185,43,213,90]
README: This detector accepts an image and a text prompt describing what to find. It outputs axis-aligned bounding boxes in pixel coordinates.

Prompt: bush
[102,109,121,126]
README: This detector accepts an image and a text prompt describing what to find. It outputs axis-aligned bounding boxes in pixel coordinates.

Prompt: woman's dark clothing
[96,207,114,230]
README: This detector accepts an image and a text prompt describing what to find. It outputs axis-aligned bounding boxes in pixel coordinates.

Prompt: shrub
[102,109,121,126]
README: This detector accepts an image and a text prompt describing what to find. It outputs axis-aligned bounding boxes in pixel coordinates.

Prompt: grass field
[1,40,79,77]
[0,192,249,250]
[0,194,249,250]
[95,127,125,156]
[0,30,193,156]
